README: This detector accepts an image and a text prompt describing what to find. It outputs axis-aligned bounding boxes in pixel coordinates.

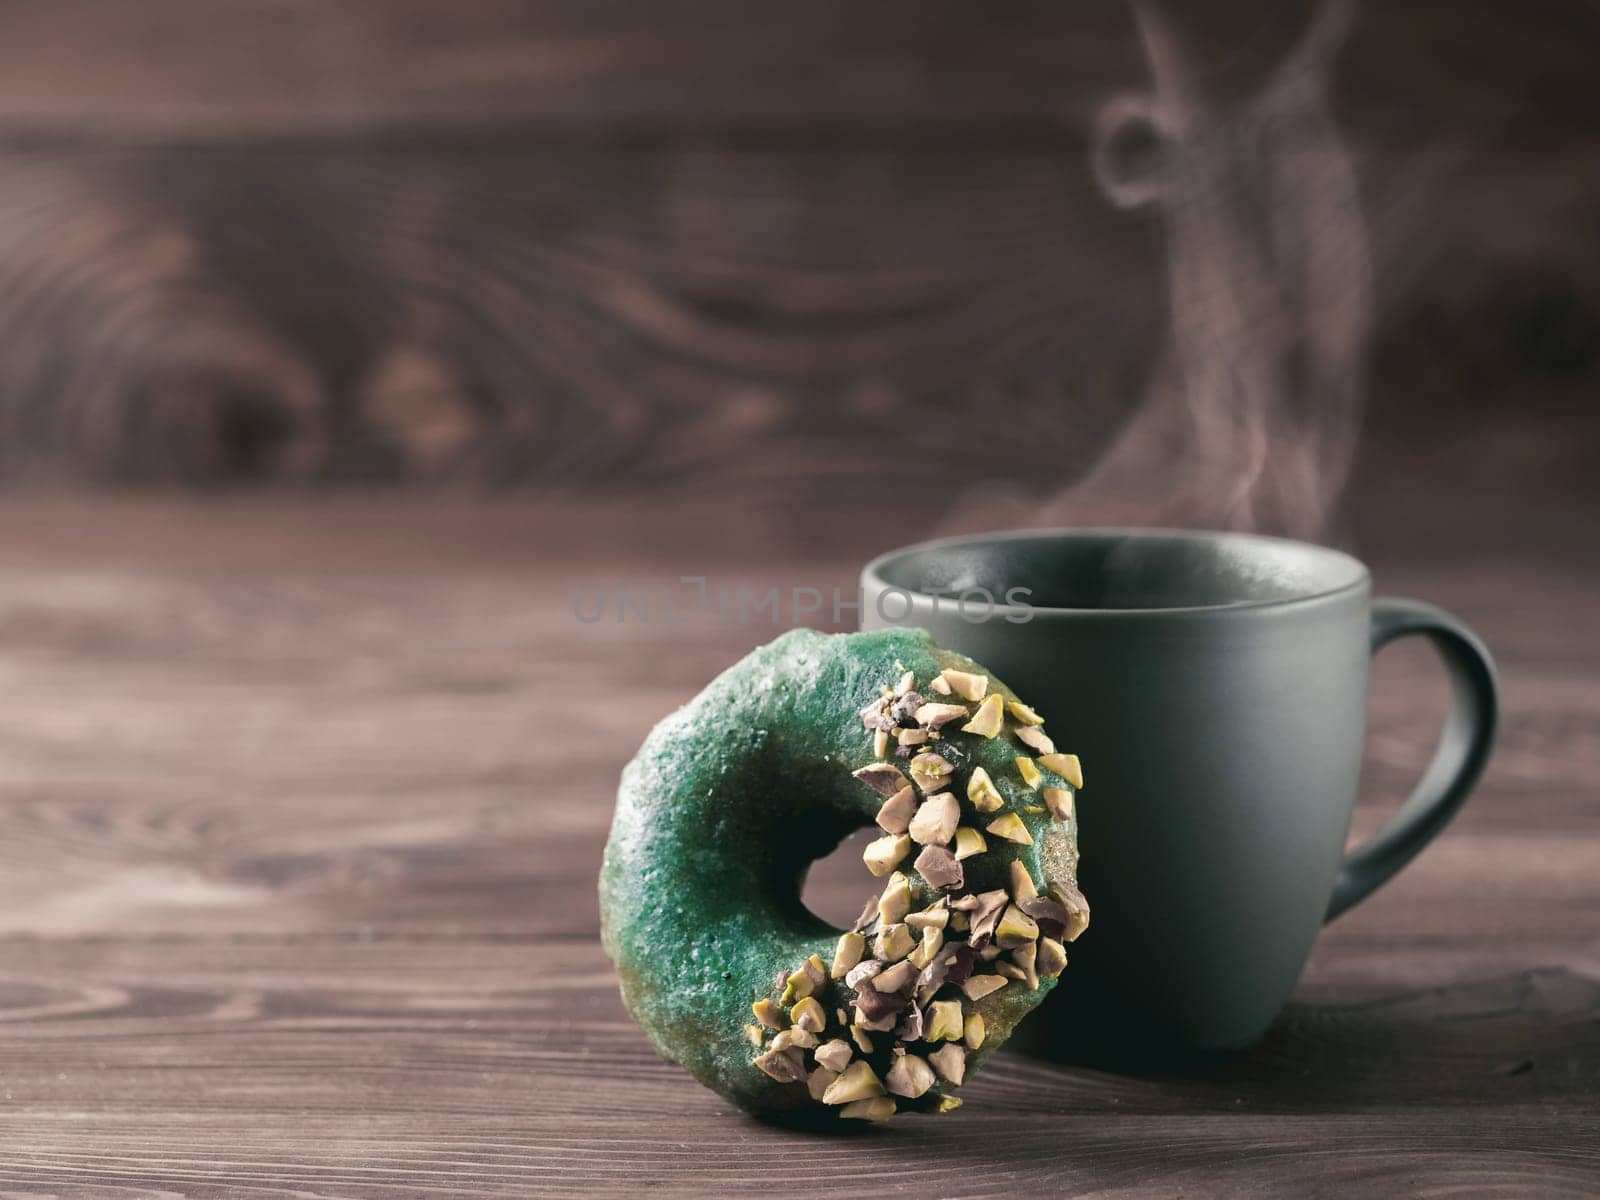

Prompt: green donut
[600,627,1088,1124]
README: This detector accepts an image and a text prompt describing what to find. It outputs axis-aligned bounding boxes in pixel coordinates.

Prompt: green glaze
[599,627,1082,1122]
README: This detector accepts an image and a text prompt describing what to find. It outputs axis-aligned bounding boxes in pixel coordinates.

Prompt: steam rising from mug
[1047,0,1371,538]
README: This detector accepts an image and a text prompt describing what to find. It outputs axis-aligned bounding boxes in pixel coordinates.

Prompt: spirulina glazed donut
[600,627,1088,1124]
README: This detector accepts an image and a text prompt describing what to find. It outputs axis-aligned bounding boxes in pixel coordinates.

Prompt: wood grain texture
[0,499,1590,1196]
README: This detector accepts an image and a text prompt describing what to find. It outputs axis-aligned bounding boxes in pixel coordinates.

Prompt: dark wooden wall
[0,1,1592,539]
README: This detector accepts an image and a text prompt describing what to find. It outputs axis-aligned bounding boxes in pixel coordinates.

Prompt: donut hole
[799,825,881,930]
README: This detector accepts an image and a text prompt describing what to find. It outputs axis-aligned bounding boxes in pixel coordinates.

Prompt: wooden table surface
[0,500,1592,1197]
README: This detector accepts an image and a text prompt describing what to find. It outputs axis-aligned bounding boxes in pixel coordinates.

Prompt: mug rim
[861,526,1371,618]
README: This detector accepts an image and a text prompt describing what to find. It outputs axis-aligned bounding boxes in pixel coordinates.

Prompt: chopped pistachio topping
[1043,787,1074,825]
[939,669,989,702]
[915,702,970,729]
[934,1094,964,1113]
[1006,699,1045,726]
[752,998,786,1029]
[808,1066,840,1101]
[961,694,1005,738]
[925,999,964,1043]
[862,833,911,876]
[995,904,1041,948]
[871,959,917,994]
[1050,880,1092,942]
[908,791,960,846]
[1009,859,1038,902]
[1015,756,1042,790]
[914,844,963,891]
[839,1096,897,1121]
[873,729,890,758]
[878,871,912,925]
[744,1023,763,1048]
[928,1043,967,1086]
[783,965,815,1001]
[905,899,949,930]
[853,761,912,797]
[963,1013,986,1050]
[850,1024,875,1055]
[928,674,953,695]
[1011,941,1040,990]
[949,910,970,933]
[907,926,945,971]
[754,1047,808,1083]
[1023,804,1046,815]
[1038,752,1084,789]
[772,1027,818,1051]
[952,827,987,860]
[896,727,929,747]
[1015,724,1056,755]
[986,812,1033,845]
[1037,936,1068,978]
[831,931,866,979]
[908,752,956,794]
[822,1060,885,1105]
[815,1038,854,1072]
[886,1051,937,1099]
[959,974,1008,1001]
[791,996,826,1032]
[876,922,916,962]
[966,766,1005,813]
[875,785,918,834]
[895,670,916,696]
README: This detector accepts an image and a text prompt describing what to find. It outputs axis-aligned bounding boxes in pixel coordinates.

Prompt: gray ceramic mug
[861,529,1497,1060]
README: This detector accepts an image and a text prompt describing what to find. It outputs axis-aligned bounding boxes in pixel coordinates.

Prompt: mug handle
[1325,597,1499,921]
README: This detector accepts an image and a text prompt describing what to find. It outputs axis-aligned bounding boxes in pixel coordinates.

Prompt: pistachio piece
[874,786,917,835]
[783,965,815,1001]
[862,833,911,877]
[832,931,866,979]
[952,827,987,860]
[873,728,890,759]
[1038,752,1084,789]
[927,1043,967,1086]
[895,670,916,696]
[860,699,893,732]
[839,1096,897,1121]
[1042,786,1075,823]
[909,751,956,794]
[914,844,964,892]
[754,1047,807,1083]
[1011,940,1040,990]
[904,899,949,930]
[934,1094,964,1113]
[958,889,1010,947]
[1049,880,1092,942]
[871,959,917,994]
[925,999,964,1042]
[853,1003,898,1032]
[1009,859,1038,903]
[949,910,971,933]
[961,694,1005,738]
[849,1024,875,1055]
[815,1038,854,1073]
[822,1059,886,1105]
[1014,725,1056,755]
[744,1023,764,1048]
[929,674,953,695]
[1037,936,1068,978]
[791,996,826,1032]
[959,974,1008,1001]
[915,702,970,729]
[771,1027,817,1051]
[986,812,1033,845]
[1006,699,1046,726]
[963,1012,986,1050]
[853,762,911,797]
[845,957,883,989]
[896,727,929,747]
[805,954,827,989]
[995,904,1040,948]
[966,766,1005,813]
[878,871,912,926]
[885,1051,937,1100]
[939,669,989,702]
[907,925,945,971]
[751,998,787,1029]
[876,922,916,962]
[908,791,960,847]
[980,944,1003,962]
[1014,756,1042,790]
[808,1065,840,1101]
[996,961,1026,983]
